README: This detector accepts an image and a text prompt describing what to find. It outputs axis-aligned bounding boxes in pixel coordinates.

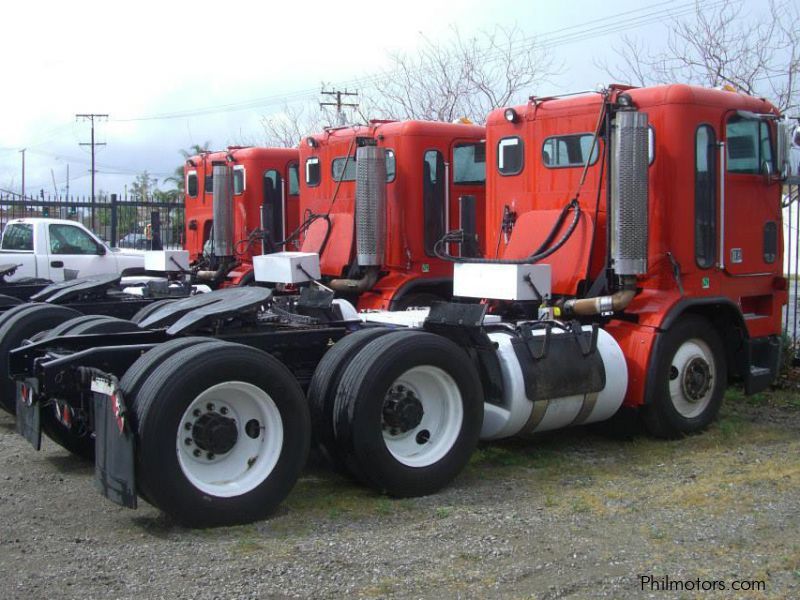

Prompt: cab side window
[288,163,300,195]
[49,224,101,255]
[453,142,486,184]
[305,157,321,187]
[726,116,773,174]
[497,137,523,175]
[186,172,198,197]
[1,223,34,251]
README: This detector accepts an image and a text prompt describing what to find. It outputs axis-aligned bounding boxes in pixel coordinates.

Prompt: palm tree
[164,142,211,193]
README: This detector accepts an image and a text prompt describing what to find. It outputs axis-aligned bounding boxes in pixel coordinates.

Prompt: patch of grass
[435,506,453,519]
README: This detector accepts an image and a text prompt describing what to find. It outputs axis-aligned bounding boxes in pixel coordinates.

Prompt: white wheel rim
[668,338,716,419]
[176,381,283,498]
[381,365,463,468]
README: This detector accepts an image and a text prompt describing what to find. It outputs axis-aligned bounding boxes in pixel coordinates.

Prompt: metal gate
[0,191,184,250]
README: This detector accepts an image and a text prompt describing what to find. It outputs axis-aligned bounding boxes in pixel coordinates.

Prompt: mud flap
[92,377,137,509]
[15,383,41,451]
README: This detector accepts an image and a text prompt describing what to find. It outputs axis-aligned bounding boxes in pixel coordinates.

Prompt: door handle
[50,261,64,268]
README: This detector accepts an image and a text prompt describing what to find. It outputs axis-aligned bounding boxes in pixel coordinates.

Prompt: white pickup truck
[0,218,145,282]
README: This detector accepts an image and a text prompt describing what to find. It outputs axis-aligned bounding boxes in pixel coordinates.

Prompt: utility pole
[320,89,359,126]
[19,148,25,199]
[66,164,70,200]
[76,113,108,230]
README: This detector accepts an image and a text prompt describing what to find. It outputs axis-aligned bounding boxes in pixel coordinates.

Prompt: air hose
[433,199,581,265]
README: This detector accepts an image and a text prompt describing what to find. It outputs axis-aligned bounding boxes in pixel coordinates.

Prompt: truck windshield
[1,223,33,251]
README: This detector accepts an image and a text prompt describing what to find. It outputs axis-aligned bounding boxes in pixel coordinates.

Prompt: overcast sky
[0,0,768,198]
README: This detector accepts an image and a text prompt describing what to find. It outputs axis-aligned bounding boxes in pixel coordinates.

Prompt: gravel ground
[1,389,799,600]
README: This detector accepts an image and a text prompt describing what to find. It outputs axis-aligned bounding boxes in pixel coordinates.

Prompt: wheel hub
[681,357,712,402]
[191,412,239,455]
[382,385,424,435]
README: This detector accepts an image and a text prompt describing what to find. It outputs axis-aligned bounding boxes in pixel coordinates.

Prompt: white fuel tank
[480,326,628,441]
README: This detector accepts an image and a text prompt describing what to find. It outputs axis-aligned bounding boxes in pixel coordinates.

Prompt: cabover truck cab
[480,83,788,428]
[294,120,486,310]
[183,147,300,286]
[0,218,145,282]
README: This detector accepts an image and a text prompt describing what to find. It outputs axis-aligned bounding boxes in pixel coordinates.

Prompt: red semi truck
[468,83,787,436]
[296,120,486,309]
[183,147,301,286]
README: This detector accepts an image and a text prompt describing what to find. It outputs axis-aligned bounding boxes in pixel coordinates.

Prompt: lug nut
[206,403,215,412]
[185,423,192,430]
[207,452,215,460]
[184,438,192,446]
[193,449,201,457]
[220,407,228,415]
[193,409,201,417]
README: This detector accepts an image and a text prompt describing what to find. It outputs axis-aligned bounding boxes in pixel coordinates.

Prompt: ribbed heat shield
[610,110,649,275]
[355,146,387,266]
[212,162,234,257]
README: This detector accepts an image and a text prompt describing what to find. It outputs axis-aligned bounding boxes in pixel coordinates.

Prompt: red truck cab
[298,120,486,310]
[485,84,786,407]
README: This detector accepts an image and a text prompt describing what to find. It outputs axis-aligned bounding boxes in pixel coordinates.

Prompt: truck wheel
[118,336,222,504]
[131,299,177,325]
[0,303,82,413]
[333,331,483,497]
[642,316,727,439]
[307,327,400,472]
[39,316,141,459]
[133,342,309,526]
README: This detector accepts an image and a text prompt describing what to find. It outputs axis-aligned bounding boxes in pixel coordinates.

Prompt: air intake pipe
[330,145,386,293]
[563,276,637,316]
[212,161,234,258]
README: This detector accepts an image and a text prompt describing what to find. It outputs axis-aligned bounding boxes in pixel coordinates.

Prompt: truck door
[46,222,112,280]
[449,140,486,257]
[721,113,781,276]
[263,169,285,246]
[285,162,300,249]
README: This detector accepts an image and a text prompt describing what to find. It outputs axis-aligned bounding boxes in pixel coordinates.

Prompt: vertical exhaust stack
[212,161,234,258]
[355,146,387,266]
[610,110,649,276]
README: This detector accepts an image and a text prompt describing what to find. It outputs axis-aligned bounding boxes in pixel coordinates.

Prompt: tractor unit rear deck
[6,83,796,527]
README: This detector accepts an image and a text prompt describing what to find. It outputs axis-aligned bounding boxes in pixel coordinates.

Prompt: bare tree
[358,25,556,124]
[261,100,336,148]
[603,0,800,112]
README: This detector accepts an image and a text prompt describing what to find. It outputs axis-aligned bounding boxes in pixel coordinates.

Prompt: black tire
[118,336,222,505]
[0,303,82,413]
[39,316,141,460]
[392,292,443,311]
[133,342,310,526]
[0,294,22,308]
[130,299,178,325]
[333,331,483,497]
[641,316,727,439]
[307,328,400,472]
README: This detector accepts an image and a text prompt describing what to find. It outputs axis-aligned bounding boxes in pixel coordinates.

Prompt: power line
[76,113,108,229]
[108,0,725,124]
